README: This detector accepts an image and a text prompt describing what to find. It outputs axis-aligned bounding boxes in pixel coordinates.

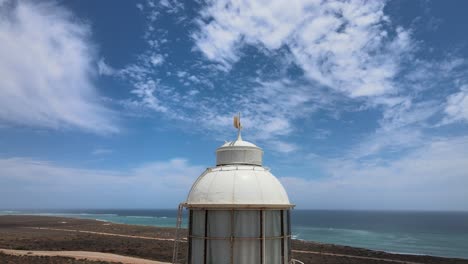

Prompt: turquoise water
[0,210,180,228]
[1,209,467,260]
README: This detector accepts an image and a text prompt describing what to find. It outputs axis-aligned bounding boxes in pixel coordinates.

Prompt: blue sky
[1,0,468,210]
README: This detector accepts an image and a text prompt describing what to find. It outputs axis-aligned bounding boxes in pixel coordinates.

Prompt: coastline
[1,215,468,264]
[4,210,468,260]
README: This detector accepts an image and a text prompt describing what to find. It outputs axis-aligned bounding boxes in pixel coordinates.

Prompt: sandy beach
[1,215,467,264]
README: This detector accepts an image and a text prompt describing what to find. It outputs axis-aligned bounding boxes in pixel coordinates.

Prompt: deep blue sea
[1,209,467,260]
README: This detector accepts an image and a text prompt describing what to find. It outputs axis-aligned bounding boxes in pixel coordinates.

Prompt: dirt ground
[0,252,116,264]
[1,215,467,264]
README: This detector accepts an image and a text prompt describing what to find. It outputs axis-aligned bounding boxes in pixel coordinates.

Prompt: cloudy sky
[1,0,467,210]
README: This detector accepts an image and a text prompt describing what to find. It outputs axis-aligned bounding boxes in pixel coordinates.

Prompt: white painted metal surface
[219,139,258,147]
[186,165,292,207]
[216,139,263,166]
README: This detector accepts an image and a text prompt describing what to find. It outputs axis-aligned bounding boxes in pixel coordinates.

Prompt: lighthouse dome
[178,114,296,264]
[185,113,293,208]
[185,165,292,207]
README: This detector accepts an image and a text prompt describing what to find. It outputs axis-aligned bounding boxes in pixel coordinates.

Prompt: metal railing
[172,203,184,264]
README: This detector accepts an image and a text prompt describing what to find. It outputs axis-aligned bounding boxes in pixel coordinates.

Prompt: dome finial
[233,112,242,141]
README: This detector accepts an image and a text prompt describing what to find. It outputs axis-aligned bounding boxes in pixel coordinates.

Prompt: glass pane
[190,238,204,264]
[264,210,281,237]
[207,239,230,264]
[192,210,205,237]
[234,240,260,264]
[207,210,231,238]
[234,210,260,237]
[264,239,282,264]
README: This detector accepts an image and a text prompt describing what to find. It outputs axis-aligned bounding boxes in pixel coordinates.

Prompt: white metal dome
[219,139,258,147]
[185,165,292,208]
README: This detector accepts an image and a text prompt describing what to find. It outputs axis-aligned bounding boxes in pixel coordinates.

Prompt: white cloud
[269,140,298,153]
[346,100,441,159]
[0,157,203,209]
[181,78,335,152]
[186,0,433,154]
[193,0,412,97]
[126,0,464,157]
[150,54,164,66]
[157,0,184,14]
[443,85,468,124]
[120,64,168,113]
[97,58,116,76]
[348,128,423,160]
[192,20,240,70]
[281,136,468,210]
[124,0,354,152]
[2,137,466,210]
[0,0,117,133]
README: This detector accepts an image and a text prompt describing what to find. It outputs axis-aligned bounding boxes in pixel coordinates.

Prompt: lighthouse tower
[175,114,294,264]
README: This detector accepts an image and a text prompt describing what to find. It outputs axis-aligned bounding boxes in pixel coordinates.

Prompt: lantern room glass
[188,209,291,264]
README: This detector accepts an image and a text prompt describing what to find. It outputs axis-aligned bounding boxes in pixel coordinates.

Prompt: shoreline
[1,215,467,264]
[291,236,435,260]
[0,211,460,260]
[3,212,465,260]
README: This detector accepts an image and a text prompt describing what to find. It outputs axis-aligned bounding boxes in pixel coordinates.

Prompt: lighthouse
[173,114,295,264]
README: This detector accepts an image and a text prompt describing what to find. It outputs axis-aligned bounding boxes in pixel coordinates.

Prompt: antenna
[233,112,242,141]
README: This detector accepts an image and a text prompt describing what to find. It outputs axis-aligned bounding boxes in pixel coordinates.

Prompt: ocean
[1,209,467,260]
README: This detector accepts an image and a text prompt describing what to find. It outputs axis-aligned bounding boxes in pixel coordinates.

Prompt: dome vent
[216,139,263,166]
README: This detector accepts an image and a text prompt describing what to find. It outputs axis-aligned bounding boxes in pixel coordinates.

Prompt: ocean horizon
[1,209,468,260]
